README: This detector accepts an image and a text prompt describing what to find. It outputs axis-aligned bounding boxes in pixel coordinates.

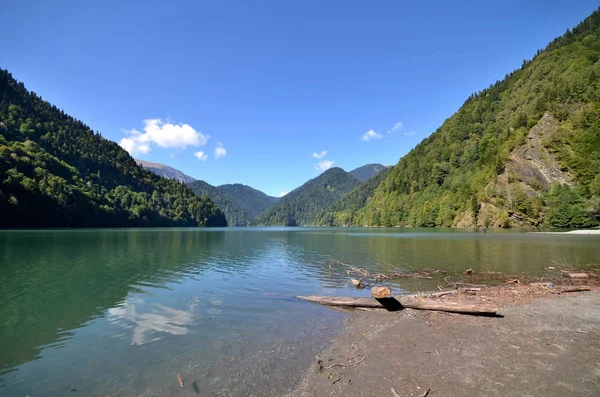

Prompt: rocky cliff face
[477,113,573,227]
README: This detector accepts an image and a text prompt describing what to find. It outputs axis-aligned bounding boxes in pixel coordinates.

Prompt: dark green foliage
[0,69,226,228]
[351,9,600,228]
[256,168,361,226]
[544,184,593,228]
[348,163,387,182]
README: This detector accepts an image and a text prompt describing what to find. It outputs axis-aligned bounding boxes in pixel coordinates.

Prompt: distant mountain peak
[135,159,196,184]
[349,163,386,182]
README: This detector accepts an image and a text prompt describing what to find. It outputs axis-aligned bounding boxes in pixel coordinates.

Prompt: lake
[1,228,599,396]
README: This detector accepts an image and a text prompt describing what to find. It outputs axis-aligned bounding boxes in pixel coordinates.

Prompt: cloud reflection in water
[108,299,194,345]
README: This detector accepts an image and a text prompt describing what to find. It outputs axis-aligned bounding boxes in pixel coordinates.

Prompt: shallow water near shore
[1,227,598,396]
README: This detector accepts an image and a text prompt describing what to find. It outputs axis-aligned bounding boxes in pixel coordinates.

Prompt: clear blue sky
[1,0,598,197]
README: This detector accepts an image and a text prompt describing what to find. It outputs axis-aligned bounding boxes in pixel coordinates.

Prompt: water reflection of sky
[108,299,195,345]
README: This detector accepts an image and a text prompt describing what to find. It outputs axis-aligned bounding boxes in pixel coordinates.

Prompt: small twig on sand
[324,356,366,369]
[103,388,124,397]
[419,389,431,397]
[332,378,341,385]
[390,387,401,397]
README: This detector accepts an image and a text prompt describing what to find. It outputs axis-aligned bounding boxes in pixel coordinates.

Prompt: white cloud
[214,142,227,159]
[404,131,416,137]
[279,191,288,197]
[194,151,208,161]
[119,119,208,155]
[361,129,382,142]
[312,150,327,158]
[387,122,403,134]
[315,160,334,172]
[120,138,150,155]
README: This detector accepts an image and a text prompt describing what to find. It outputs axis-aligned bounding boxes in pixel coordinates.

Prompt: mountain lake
[1,228,599,396]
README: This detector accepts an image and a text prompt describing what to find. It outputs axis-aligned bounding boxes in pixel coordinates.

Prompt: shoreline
[532,230,600,235]
[290,285,600,396]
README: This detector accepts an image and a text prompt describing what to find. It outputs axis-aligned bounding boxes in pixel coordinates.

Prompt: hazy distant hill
[217,183,279,220]
[135,159,196,184]
[349,163,386,181]
[188,181,279,226]
[255,167,361,226]
[188,181,251,226]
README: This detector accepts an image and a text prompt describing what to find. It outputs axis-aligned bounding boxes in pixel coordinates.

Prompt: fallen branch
[103,388,124,397]
[324,355,366,369]
[391,387,401,397]
[419,389,431,397]
[559,286,591,293]
[295,295,499,315]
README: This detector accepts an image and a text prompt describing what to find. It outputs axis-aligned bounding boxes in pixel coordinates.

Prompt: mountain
[345,10,600,228]
[0,69,226,228]
[135,159,196,183]
[313,167,392,226]
[255,167,362,226]
[188,181,251,226]
[216,183,279,220]
[188,181,279,226]
[349,163,387,182]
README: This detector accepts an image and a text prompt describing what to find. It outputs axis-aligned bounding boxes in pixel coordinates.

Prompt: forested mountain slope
[0,70,226,227]
[135,159,196,183]
[256,167,361,226]
[350,10,600,228]
[312,167,391,226]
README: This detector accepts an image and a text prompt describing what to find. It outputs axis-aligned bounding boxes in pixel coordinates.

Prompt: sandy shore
[533,229,600,235]
[290,290,600,397]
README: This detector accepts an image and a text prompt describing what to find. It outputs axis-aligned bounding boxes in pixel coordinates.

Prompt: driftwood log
[371,286,392,299]
[295,295,499,315]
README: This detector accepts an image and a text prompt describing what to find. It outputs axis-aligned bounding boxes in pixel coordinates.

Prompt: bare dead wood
[295,295,499,315]
[324,355,366,369]
[371,286,392,299]
[177,374,184,387]
[415,291,458,298]
[390,387,401,397]
[103,388,124,397]
[566,273,589,279]
[419,389,431,397]
[559,286,591,293]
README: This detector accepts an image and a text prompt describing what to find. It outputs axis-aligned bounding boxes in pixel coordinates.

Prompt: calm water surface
[1,228,599,396]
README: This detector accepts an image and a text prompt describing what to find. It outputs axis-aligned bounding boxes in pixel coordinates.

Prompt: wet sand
[290,290,600,396]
